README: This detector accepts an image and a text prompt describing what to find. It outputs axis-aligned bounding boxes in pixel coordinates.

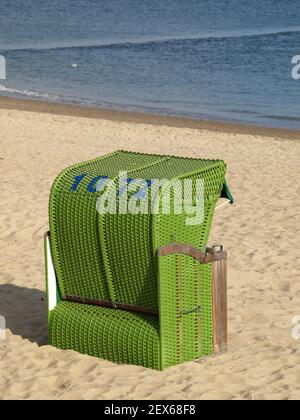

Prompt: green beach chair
[45,150,233,369]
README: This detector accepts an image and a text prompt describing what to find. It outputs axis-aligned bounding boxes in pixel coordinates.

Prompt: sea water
[0,0,300,129]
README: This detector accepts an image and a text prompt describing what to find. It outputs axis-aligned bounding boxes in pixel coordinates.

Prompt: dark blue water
[1,0,300,129]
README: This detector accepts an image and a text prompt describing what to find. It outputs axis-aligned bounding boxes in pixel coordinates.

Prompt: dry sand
[1,97,300,400]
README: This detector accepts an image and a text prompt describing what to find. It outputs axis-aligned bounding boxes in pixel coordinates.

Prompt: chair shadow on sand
[0,284,48,346]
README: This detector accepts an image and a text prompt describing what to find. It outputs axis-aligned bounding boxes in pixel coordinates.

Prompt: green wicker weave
[46,150,231,369]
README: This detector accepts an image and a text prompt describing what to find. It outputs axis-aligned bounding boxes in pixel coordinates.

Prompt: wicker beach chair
[45,151,233,369]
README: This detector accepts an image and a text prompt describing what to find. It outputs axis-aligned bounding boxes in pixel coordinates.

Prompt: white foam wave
[0,84,61,101]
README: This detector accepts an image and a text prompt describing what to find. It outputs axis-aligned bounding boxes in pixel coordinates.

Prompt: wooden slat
[64,295,158,316]
[212,258,228,353]
[159,243,227,263]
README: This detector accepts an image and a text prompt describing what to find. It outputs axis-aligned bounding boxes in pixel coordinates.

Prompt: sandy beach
[1,96,300,400]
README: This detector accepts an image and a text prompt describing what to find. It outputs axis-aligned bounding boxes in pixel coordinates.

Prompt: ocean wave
[0,83,148,111]
[0,84,103,107]
[1,26,300,53]
[0,84,61,101]
[1,83,300,130]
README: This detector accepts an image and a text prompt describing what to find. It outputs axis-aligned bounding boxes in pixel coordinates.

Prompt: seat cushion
[49,301,161,369]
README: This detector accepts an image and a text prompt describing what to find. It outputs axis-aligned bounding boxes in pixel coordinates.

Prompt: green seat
[49,301,160,368]
[45,150,232,369]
